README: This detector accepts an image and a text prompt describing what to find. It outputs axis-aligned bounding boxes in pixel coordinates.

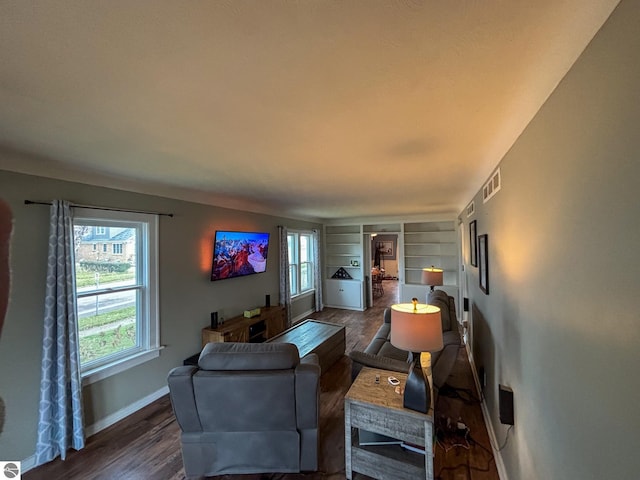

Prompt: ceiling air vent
[483,168,501,203]
[466,201,475,217]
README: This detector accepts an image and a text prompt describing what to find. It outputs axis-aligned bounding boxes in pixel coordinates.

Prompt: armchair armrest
[167,366,202,433]
[300,353,320,368]
[295,353,320,429]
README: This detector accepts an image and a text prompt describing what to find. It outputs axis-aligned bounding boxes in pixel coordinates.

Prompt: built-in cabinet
[324,278,364,310]
[323,219,459,310]
[324,225,364,310]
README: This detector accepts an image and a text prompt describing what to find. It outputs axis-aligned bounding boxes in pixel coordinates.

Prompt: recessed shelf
[325,224,363,285]
[402,220,458,293]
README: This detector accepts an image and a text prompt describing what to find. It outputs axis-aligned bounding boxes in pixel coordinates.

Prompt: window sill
[291,289,316,301]
[81,347,162,386]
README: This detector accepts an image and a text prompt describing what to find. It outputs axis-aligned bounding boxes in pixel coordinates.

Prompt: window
[95,226,106,235]
[92,243,97,251]
[287,231,314,297]
[73,209,159,384]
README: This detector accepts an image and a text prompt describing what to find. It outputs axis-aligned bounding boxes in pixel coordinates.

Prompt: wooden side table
[344,367,434,480]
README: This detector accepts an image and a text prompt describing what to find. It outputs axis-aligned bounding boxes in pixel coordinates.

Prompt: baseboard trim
[465,343,508,480]
[22,385,169,473]
[85,385,169,437]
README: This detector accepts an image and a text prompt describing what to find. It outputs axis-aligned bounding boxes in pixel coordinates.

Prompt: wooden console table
[344,367,434,480]
[201,305,286,347]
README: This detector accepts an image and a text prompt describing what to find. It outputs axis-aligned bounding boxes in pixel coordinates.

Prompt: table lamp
[422,266,443,292]
[390,299,443,413]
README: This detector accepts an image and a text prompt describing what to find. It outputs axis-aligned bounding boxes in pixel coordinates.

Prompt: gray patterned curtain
[35,200,84,466]
[278,225,291,327]
[0,198,13,437]
[312,229,323,312]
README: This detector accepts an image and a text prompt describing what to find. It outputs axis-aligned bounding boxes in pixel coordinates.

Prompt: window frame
[73,208,159,386]
[287,230,315,299]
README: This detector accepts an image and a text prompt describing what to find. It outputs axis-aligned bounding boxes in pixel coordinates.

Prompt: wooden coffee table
[266,319,345,372]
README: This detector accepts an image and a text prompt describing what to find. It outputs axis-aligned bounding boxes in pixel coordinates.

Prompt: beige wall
[0,167,319,462]
[461,1,640,478]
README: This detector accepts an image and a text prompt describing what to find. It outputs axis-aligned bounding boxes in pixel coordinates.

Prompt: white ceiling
[0,1,620,221]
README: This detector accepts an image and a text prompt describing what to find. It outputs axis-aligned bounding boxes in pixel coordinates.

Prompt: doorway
[367,233,399,308]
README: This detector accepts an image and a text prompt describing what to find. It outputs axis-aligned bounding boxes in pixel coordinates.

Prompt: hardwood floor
[24,281,498,480]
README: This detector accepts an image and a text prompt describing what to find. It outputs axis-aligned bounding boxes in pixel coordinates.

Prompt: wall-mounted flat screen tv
[211,230,270,281]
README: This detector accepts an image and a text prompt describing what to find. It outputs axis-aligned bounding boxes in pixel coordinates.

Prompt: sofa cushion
[375,322,390,340]
[364,337,387,355]
[442,330,460,347]
[348,350,410,374]
[428,289,453,331]
[378,342,409,362]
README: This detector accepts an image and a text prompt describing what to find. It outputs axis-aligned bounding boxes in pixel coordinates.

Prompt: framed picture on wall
[372,236,397,261]
[478,234,489,294]
[469,220,478,267]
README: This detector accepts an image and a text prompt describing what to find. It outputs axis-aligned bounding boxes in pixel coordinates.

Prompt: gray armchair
[168,342,320,478]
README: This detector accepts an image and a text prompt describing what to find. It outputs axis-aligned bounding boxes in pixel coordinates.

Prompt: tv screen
[211,230,270,281]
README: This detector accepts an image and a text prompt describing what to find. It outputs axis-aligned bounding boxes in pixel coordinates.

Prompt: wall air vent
[466,201,475,217]
[482,168,501,203]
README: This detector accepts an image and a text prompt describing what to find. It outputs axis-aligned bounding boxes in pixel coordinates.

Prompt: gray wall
[460,1,640,478]
[0,168,319,461]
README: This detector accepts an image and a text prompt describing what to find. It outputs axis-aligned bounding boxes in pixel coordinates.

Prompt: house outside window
[288,231,314,297]
[73,209,159,384]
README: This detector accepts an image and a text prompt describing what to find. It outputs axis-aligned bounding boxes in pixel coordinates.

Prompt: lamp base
[403,357,431,413]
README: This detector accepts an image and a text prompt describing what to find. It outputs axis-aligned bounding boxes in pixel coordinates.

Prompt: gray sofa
[349,290,461,394]
[168,342,320,478]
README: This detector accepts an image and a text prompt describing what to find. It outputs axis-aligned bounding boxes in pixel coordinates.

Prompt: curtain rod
[24,200,173,218]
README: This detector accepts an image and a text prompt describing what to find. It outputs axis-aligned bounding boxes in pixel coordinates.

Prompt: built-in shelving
[322,220,459,309]
[324,225,364,310]
[400,220,458,302]
[324,225,363,281]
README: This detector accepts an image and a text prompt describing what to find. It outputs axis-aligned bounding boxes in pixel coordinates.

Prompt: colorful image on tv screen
[211,231,270,281]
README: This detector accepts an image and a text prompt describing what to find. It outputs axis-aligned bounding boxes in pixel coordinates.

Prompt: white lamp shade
[390,303,443,352]
[421,267,443,286]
